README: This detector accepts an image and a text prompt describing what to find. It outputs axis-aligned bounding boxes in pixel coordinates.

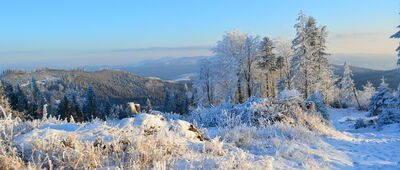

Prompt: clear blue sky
[0,0,399,69]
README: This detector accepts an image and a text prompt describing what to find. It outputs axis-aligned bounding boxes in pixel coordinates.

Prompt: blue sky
[0,0,399,69]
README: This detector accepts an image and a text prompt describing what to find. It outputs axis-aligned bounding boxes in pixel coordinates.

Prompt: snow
[6,107,400,169]
[327,108,400,169]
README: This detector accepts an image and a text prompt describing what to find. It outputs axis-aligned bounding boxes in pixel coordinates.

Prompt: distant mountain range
[109,56,399,90]
[2,56,398,90]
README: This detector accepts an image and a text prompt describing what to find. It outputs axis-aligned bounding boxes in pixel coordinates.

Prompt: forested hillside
[0,68,191,119]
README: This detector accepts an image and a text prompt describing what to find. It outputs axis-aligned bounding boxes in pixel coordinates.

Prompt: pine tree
[311,24,337,103]
[291,12,313,99]
[82,86,100,121]
[57,95,73,120]
[163,87,176,112]
[339,62,356,107]
[377,84,400,125]
[30,77,46,119]
[390,24,400,65]
[71,92,84,122]
[291,13,336,102]
[274,38,292,90]
[368,78,393,116]
[145,98,152,113]
[258,37,278,98]
[15,84,28,113]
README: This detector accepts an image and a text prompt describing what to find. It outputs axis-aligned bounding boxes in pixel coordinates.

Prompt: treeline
[0,78,132,121]
[192,12,400,126]
[194,12,338,107]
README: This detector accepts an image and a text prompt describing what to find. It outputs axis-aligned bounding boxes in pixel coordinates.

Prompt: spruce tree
[291,12,313,99]
[145,98,152,113]
[390,24,400,65]
[258,37,277,98]
[368,78,393,116]
[15,85,28,113]
[291,13,336,102]
[339,62,356,107]
[82,86,100,121]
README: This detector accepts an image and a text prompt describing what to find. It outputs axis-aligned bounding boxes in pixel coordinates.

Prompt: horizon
[0,0,399,70]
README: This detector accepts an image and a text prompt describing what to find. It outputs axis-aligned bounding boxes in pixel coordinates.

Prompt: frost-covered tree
[274,38,292,91]
[258,37,277,97]
[390,24,400,65]
[358,82,376,110]
[242,35,260,98]
[311,24,337,103]
[145,98,152,113]
[291,13,335,101]
[377,84,400,125]
[291,12,310,99]
[0,81,14,116]
[212,31,247,103]
[368,78,393,116]
[194,58,216,106]
[339,62,356,107]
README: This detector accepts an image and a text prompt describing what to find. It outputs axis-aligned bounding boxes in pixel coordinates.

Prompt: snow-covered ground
[1,107,399,169]
[327,108,400,169]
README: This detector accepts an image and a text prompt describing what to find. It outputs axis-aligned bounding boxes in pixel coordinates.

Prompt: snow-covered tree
[291,12,310,99]
[339,62,356,107]
[291,13,336,102]
[274,38,292,91]
[377,84,400,125]
[311,24,337,103]
[145,98,152,113]
[242,35,260,99]
[368,78,393,116]
[390,24,400,65]
[194,58,216,106]
[258,37,278,97]
[212,31,248,103]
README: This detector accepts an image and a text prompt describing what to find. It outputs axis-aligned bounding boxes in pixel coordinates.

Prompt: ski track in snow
[327,108,400,169]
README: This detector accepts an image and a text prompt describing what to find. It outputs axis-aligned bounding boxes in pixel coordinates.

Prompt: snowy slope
[3,107,400,169]
[326,108,400,169]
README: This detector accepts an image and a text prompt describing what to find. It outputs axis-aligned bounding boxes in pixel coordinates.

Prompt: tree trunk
[237,78,243,103]
[353,86,362,110]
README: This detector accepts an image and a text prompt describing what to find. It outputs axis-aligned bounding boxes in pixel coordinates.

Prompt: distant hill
[115,56,399,90]
[115,56,207,80]
[0,68,187,111]
[332,64,399,90]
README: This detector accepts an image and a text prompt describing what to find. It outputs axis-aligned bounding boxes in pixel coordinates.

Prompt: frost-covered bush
[187,94,332,136]
[358,82,376,110]
[307,92,328,119]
